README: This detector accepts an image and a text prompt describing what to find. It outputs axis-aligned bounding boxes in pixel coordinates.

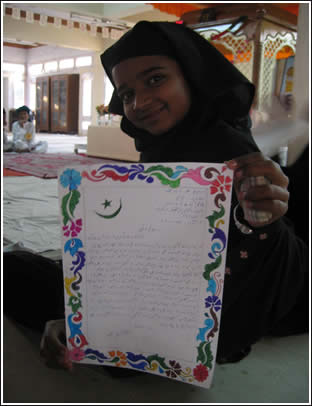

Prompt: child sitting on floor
[11,105,48,153]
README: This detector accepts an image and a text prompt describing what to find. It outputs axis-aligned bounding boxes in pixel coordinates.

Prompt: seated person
[12,105,48,153]
[3,108,14,152]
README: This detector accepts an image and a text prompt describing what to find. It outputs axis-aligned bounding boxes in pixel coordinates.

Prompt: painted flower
[60,169,82,190]
[68,347,85,361]
[64,238,83,256]
[63,219,82,237]
[205,295,222,312]
[166,360,182,378]
[240,250,248,259]
[210,175,232,195]
[193,363,209,382]
[109,350,128,367]
[259,233,268,240]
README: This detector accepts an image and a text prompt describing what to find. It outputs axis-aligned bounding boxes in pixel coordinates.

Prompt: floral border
[59,163,232,385]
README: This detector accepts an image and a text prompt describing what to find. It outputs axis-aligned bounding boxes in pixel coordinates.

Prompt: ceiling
[3,2,179,47]
[3,2,300,48]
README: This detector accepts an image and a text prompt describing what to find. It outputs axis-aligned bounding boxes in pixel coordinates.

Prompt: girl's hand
[40,319,73,371]
[226,152,289,227]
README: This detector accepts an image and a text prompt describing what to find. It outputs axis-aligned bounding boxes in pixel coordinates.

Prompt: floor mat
[3,168,29,176]
[3,152,115,178]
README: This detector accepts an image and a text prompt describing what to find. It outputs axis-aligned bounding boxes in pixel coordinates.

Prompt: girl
[19,21,309,369]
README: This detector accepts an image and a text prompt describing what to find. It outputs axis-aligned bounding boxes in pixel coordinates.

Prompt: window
[82,78,92,117]
[81,121,91,130]
[59,58,74,70]
[29,64,43,76]
[104,78,114,106]
[44,61,58,73]
[76,56,92,67]
[29,82,36,111]
[3,63,25,74]
[13,79,25,108]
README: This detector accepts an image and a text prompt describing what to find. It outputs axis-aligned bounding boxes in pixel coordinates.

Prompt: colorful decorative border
[59,163,232,385]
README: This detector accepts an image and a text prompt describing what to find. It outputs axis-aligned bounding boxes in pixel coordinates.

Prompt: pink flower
[210,175,232,195]
[68,347,85,361]
[240,250,248,259]
[63,219,82,237]
[259,233,268,240]
[193,364,209,382]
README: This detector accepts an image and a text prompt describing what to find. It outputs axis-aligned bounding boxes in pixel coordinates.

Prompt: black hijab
[101,21,259,163]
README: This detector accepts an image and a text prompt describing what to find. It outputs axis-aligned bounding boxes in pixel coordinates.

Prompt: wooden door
[35,77,50,132]
[50,74,79,133]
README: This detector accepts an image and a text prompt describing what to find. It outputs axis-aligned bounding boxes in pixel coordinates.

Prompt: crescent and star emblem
[95,199,122,219]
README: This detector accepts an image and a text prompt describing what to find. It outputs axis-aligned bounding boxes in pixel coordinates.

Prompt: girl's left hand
[226,152,289,227]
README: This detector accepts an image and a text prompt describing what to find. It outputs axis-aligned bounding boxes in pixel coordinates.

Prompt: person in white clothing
[12,105,48,153]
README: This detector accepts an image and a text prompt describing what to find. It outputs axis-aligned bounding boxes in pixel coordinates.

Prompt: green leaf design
[207,205,225,228]
[144,165,174,177]
[69,190,80,217]
[147,354,170,370]
[61,192,71,226]
[151,172,181,188]
[203,255,222,280]
[197,341,213,368]
[109,357,120,364]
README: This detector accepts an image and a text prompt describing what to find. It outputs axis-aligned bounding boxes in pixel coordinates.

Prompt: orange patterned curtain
[148,3,203,17]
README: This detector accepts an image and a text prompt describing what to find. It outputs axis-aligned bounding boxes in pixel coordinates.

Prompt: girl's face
[18,111,29,123]
[112,55,191,135]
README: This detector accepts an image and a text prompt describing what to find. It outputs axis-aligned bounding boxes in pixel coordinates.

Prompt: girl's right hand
[40,319,73,371]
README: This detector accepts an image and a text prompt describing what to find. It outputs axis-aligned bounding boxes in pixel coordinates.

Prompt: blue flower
[64,238,83,256]
[205,295,222,312]
[60,169,82,190]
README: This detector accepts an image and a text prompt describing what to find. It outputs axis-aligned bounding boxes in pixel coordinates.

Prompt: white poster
[58,162,233,388]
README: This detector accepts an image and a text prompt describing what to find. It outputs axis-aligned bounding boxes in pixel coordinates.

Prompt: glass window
[82,78,92,117]
[76,56,92,67]
[59,58,74,70]
[29,64,43,76]
[29,82,36,111]
[104,77,114,106]
[44,61,58,73]
[3,63,25,74]
[13,79,25,108]
[82,120,91,130]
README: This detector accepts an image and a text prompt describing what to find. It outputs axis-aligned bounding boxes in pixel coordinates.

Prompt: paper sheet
[58,162,233,388]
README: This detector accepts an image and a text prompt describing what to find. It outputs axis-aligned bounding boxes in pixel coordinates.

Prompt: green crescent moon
[95,199,122,219]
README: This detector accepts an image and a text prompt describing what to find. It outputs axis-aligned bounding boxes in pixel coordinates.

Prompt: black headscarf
[101,21,259,163]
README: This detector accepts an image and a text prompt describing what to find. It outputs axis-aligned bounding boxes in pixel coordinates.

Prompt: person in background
[3,108,14,152]
[11,105,48,153]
